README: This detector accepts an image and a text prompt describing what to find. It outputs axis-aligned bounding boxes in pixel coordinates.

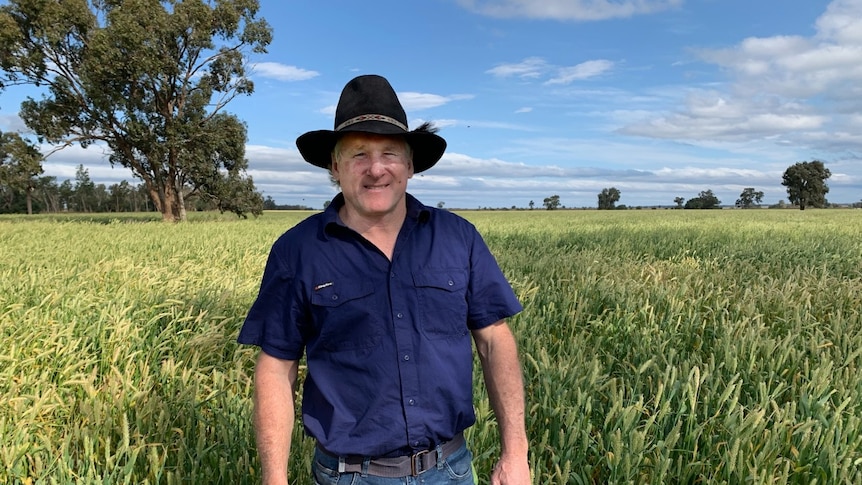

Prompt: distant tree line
[532,161,837,211]
[262,196,314,211]
[0,164,237,215]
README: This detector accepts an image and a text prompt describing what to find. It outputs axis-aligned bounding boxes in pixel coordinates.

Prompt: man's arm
[472,320,531,485]
[253,351,299,485]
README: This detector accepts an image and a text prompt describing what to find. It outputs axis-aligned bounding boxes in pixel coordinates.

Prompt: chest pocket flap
[413,269,468,292]
[311,280,375,307]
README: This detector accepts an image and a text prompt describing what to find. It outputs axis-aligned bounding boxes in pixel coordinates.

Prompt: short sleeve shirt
[237,193,522,457]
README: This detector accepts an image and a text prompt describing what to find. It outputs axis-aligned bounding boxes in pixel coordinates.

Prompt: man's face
[331,132,414,221]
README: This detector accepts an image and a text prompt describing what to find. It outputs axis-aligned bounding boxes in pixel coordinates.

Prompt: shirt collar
[321,192,430,239]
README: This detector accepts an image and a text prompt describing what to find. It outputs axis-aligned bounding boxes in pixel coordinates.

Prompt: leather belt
[318,433,465,477]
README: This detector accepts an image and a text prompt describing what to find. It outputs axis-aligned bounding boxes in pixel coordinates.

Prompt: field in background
[2,209,861,484]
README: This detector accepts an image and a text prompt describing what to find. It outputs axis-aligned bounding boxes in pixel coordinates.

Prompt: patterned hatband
[336,114,408,132]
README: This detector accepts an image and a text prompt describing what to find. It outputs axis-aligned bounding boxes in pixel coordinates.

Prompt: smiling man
[238,75,530,485]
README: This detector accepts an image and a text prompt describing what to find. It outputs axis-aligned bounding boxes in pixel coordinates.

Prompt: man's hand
[491,454,531,484]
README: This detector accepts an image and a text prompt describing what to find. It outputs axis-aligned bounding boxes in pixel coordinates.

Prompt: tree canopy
[684,189,721,209]
[0,130,43,214]
[543,194,561,210]
[781,161,831,210]
[597,187,621,210]
[0,0,272,221]
[736,187,764,209]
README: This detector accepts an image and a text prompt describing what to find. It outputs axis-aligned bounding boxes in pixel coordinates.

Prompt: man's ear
[328,157,342,187]
[330,154,339,177]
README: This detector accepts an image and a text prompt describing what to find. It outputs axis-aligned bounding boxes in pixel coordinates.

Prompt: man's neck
[338,203,407,260]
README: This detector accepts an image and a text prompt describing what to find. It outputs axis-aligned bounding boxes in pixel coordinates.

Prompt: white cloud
[620,111,827,141]
[398,92,474,111]
[486,57,548,78]
[692,0,862,99]
[457,0,683,21]
[245,145,308,171]
[546,60,614,84]
[0,114,30,133]
[488,57,614,84]
[815,0,862,44]
[252,63,319,81]
[621,0,862,156]
[515,107,533,113]
[319,93,473,116]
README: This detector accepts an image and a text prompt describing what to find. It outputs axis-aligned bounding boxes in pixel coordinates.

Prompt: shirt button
[448,280,454,286]
[396,312,403,319]
[408,399,415,406]
[403,354,410,361]
[331,294,338,301]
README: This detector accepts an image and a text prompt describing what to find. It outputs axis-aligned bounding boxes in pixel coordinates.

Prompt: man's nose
[368,155,387,176]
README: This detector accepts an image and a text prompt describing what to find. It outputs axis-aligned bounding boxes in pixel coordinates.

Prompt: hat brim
[296,120,446,173]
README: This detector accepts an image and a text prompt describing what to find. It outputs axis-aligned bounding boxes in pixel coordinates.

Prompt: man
[238,74,530,484]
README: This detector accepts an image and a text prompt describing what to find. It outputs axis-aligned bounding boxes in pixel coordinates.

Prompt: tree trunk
[148,186,162,213]
[177,181,188,221]
[26,188,33,215]
[156,182,186,222]
[161,185,178,222]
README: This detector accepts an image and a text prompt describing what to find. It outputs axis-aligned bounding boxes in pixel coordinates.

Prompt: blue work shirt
[238,193,522,457]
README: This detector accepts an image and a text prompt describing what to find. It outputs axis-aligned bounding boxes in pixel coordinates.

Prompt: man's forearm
[253,352,299,485]
[477,324,528,456]
[475,322,531,484]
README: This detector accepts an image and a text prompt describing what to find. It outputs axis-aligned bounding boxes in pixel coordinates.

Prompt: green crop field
[2,209,861,484]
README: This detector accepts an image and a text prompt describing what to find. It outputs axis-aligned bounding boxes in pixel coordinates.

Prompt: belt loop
[360,457,370,477]
[337,456,346,474]
[436,442,445,470]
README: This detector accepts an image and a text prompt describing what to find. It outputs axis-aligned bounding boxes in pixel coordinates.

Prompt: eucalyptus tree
[543,194,561,210]
[782,161,831,210]
[684,189,721,209]
[0,130,43,214]
[0,0,272,221]
[735,187,764,209]
[597,187,621,210]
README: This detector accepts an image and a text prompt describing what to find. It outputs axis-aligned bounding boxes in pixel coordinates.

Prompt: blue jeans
[311,442,475,485]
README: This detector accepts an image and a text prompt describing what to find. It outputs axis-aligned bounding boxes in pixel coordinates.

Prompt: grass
[1,208,861,483]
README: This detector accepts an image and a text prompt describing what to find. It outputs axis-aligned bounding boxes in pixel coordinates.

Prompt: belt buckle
[410,449,431,476]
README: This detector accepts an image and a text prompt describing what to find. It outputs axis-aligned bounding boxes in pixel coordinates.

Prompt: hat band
[336,114,408,132]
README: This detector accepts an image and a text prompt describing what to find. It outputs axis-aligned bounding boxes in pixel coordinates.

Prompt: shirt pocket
[310,280,382,352]
[413,268,469,340]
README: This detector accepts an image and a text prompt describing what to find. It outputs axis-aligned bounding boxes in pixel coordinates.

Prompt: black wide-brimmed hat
[296,75,447,173]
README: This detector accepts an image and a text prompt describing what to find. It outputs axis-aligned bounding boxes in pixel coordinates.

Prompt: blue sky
[2,0,861,209]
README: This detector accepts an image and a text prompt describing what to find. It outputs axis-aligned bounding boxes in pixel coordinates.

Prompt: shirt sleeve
[237,242,306,360]
[465,227,523,329]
